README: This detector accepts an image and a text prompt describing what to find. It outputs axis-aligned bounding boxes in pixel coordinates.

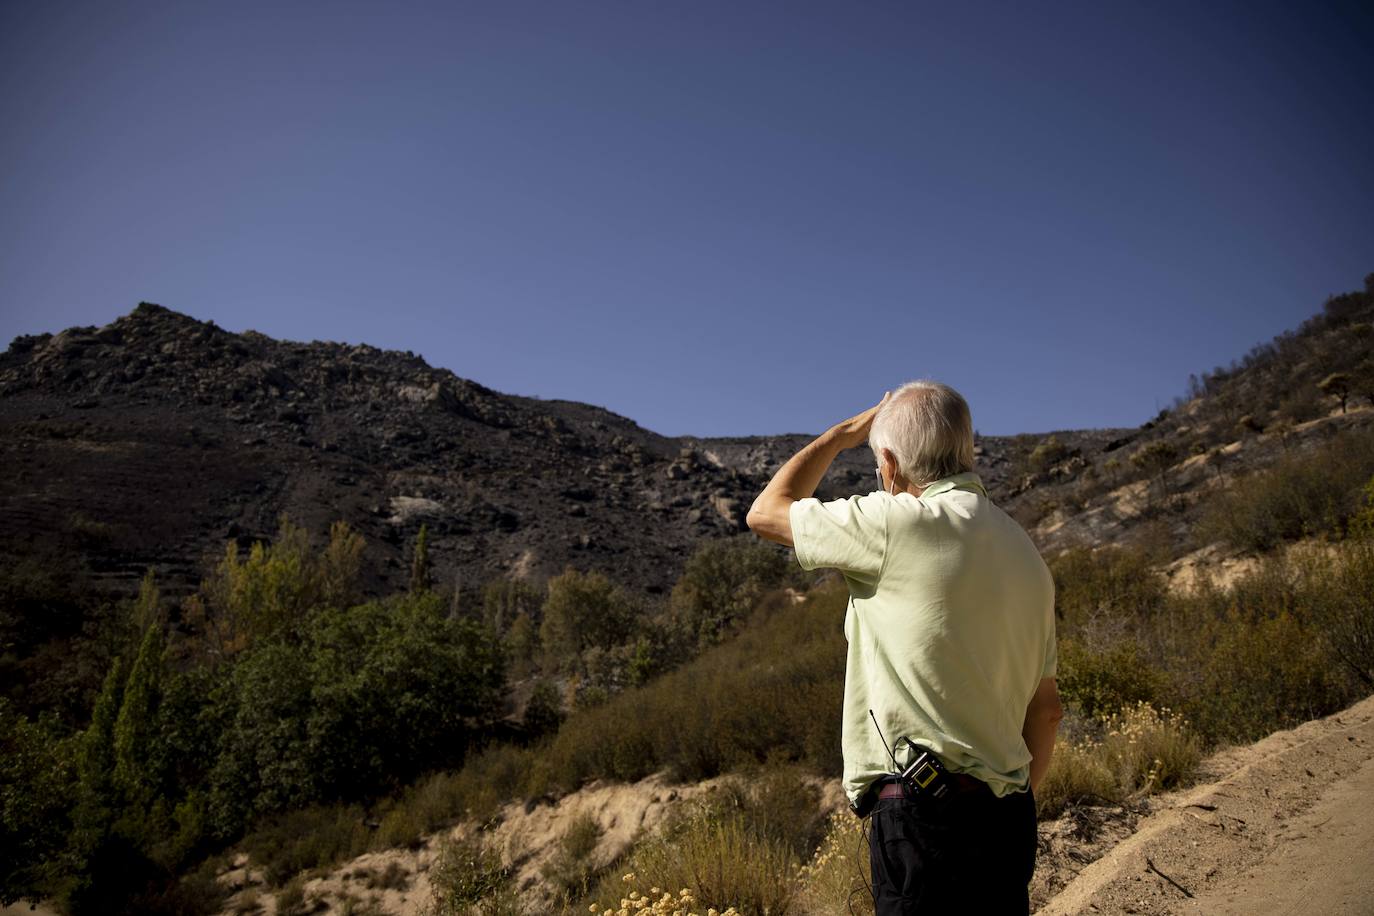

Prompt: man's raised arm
[746,392,890,547]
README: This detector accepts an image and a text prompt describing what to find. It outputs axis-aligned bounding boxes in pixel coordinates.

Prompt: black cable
[849,811,876,916]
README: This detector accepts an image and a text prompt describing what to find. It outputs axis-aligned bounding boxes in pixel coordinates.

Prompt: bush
[1035,702,1201,820]
[208,591,506,835]
[1197,427,1374,551]
[1049,545,1167,629]
[1183,606,1353,744]
[427,832,519,916]
[539,569,639,673]
[1027,435,1070,471]
[539,811,604,902]
[275,876,311,916]
[238,804,369,887]
[1034,735,1117,819]
[1056,638,1163,720]
[1305,537,1374,688]
[795,810,873,916]
[587,811,793,916]
[1095,702,1201,795]
[668,536,792,647]
[540,581,848,792]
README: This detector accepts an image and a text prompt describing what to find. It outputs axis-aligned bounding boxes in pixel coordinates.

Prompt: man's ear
[880,448,899,480]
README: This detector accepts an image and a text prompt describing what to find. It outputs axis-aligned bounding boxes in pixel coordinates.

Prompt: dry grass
[1036,702,1202,819]
[794,810,873,916]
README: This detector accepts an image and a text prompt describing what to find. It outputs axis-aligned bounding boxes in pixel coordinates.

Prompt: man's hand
[746,392,891,546]
[831,392,892,449]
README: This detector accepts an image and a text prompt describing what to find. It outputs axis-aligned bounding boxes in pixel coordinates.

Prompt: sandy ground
[1037,693,1374,915]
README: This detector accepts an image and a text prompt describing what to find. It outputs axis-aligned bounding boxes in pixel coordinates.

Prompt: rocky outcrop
[0,303,887,601]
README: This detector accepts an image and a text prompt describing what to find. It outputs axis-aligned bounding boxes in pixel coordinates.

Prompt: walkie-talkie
[851,709,954,818]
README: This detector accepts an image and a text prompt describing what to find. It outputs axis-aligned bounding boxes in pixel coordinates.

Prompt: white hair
[869,380,975,487]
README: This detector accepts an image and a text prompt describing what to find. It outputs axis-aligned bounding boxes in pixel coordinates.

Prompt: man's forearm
[746,427,846,545]
[764,427,847,501]
[1022,713,1059,795]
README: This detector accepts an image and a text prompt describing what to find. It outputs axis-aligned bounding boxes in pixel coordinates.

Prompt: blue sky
[2,1,1371,438]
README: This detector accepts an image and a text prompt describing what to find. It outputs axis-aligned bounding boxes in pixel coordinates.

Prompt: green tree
[669,537,789,646]
[207,591,507,829]
[1318,371,1352,414]
[1,700,76,906]
[113,625,167,805]
[189,513,343,657]
[320,519,365,609]
[540,568,637,673]
[63,656,127,911]
[303,591,506,798]
[206,641,313,838]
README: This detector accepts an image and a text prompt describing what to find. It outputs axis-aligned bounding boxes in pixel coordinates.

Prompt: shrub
[1183,607,1352,744]
[588,811,793,916]
[1095,702,1201,795]
[238,804,370,887]
[1196,427,1374,551]
[274,876,311,916]
[1056,638,1163,720]
[427,832,519,916]
[540,581,848,793]
[667,536,791,647]
[1034,734,1118,819]
[521,680,565,739]
[539,811,604,902]
[1027,435,1070,471]
[1049,545,1166,629]
[540,569,639,673]
[1130,441,1179,499]
[795,811,873,916]
[1306,537,1374,688]
[1035,702,1201,820]
[701,761,829,862]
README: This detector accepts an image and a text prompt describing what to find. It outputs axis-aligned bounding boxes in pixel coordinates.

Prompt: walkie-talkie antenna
[869,709,899,773]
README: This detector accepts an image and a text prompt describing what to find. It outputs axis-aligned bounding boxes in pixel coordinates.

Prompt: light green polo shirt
[789,470,1056,807]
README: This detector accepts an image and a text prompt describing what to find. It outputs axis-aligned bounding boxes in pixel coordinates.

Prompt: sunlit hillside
[2,276,1373,915]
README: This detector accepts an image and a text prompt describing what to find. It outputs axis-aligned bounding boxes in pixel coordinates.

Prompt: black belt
[877,771,989,799]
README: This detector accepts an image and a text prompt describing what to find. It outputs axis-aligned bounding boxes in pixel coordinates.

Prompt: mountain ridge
[1,302,1123,602]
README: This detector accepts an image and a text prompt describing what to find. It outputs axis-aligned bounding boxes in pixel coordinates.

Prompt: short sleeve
[789,492,890,582]
[1041,625,1058,678]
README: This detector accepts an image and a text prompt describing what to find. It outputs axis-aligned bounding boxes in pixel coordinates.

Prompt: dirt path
[1038,693,1374,915]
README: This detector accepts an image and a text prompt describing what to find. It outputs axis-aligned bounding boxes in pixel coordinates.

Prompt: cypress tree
[113,623,166,807]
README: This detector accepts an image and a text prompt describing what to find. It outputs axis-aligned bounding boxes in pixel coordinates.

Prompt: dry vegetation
[3,277,1373,914]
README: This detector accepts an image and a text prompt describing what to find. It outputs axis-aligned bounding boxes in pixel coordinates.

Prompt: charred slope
[0,302,909,602]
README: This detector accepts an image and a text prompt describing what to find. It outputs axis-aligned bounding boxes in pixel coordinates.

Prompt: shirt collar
[917,470,988,499]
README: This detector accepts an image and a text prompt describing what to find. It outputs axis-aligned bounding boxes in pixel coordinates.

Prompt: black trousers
[867,779,1037,915]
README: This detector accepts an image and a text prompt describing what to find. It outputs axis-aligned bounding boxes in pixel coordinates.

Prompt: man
[746,380,1062,915]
